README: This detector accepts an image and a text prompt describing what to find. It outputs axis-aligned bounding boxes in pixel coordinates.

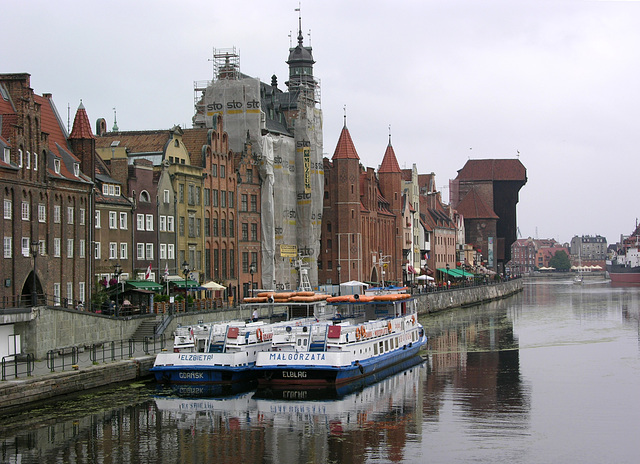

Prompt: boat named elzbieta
[254,288,427,388]
[150,292,331,385]
[607,223,640,285]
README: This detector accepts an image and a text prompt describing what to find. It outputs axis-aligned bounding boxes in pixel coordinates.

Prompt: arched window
[139,191,150,203]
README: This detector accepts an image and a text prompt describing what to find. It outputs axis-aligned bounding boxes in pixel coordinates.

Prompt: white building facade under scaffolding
[193,25,323,292]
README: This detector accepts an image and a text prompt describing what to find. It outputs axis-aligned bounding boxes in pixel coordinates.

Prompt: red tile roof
[332,125,359,160]
[69,102,95,139]
[456,159,526,182]
[455,187,499,219]
[35,94,71,157]
[378,142,401,173]
[96,130,170,153]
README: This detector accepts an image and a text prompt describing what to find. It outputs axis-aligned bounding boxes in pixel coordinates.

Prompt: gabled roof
[456,159,526,182]
[455,187,499,219]
[96,130,169,154]
[378,141,401,173]
[332,125,359,160]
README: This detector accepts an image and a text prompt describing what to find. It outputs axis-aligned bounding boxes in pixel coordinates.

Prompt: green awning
[126,280,164,291]
[437,268,456,277]
[172,279,200,289]
[437,268,473,278]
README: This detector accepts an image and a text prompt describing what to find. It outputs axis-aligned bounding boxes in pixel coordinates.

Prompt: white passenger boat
[254,291,427,388]
[151,292,331,385]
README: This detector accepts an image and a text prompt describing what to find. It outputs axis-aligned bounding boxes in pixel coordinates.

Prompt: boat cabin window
[379,341,384,354]
[373,344,378,355]
[385,340,389,352]
[395,337,398,349]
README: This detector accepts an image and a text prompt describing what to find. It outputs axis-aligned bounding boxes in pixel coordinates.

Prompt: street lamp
[113,262,123,316]
[336,263,341,295]
[30,240,38,306]
[182,260,190,312]
[249,262,256,297]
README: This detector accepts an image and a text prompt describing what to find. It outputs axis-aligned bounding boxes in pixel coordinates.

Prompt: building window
[3,147,9,164]
[241,194,247,212]
[73,163,79,177]
[4,237,11,258]
[94,210,100,228]
[167,244,175,260]
[204,218,210,237]
[139,191,150,202]
[204,188,210,206]
[221,219,226,237]
[229,219,234,237]
[109,242,117,259]
[120,212,127,229]
[22,201,29,221]
[146,243,154,260]
[228,191,234,208]
[67,239,74,258]
[95,242,101,259]
[213,218,219,237]
[54,205,61,223]
[160,244,167,260]
[212,190,219,207]
[79,239,86,258]
[67,207,74,224]
[220,165,225,178]
[53,283,61,306]
[54,158,60,174]
[21,237,30,257]
[67,282,73,303]
[79,282,85,303]
[120,243,128,259]
[145,214,153,231]
[221,191,226,208]
[25,150,31,168]
[250,195,257,212]
[188,215,195,237]
[241,223,248,241]
[109,211,117,229]
[196,218,201,237]
[179,184,184,203]
[251,223,257,241]
[38,203,46,222]
[242,252,249,273]
[3,199,11,219]
[188,184,195,205]
[164,189,170,204]
[54,238,61,257]
[79,208,85,225]
[137,214,145,230]
[137,243,145,260]
[211,164,217,177]
[246,168,253,184]
[167,216,175,232]
[38,239,46,256]
[159,215,167,232]
[18,149,23,168]
[179,217,185,236]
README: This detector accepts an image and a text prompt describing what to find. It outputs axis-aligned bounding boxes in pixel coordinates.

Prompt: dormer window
[115,186,121,196]
[18,149,23,168]
[103,184,109,195]
[3,147,9,164]
[74,163,80,177]
[54,158,61,174]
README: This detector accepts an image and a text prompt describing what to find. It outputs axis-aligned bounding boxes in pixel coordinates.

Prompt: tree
[549,250,571,271]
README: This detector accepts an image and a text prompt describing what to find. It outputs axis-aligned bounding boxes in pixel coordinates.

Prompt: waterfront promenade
[0,279,523,412]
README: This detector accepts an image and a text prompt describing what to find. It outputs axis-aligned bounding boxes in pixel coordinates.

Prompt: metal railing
[1,354,35,380]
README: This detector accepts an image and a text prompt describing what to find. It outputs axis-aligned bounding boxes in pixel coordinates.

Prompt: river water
[1,278,639,463]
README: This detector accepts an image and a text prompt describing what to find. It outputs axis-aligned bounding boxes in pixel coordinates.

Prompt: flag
[145,263,151,280]
[164,262,169,279]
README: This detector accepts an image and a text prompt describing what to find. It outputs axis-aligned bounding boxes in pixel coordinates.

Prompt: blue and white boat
[254,292,426,388]
[150,293,331,385]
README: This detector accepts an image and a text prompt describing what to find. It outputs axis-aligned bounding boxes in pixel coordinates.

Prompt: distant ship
[607,223,640,285]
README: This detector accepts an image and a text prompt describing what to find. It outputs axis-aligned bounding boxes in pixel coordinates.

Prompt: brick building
[1,74,92,307]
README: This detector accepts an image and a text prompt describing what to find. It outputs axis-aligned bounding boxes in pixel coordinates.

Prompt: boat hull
[151,364,257,385]
[255,334,427,388]
[607,264,640,285]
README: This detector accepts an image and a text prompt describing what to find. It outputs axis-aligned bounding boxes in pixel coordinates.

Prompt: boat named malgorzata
[254,290,427,388]
[150,292,330,385]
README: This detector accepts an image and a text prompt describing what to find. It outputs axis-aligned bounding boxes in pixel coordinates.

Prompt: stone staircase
[131,318,160,341]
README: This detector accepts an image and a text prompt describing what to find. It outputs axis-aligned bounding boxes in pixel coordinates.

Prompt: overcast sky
[4,0,639,245]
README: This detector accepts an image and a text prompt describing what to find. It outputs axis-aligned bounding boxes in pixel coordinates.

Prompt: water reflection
[422,297,531,439]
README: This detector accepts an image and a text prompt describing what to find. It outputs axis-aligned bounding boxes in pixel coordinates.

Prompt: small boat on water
[254,289,427,388]
[150,292,331,385]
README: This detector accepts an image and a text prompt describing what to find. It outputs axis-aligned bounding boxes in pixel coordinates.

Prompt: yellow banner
[280,244,298,258]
